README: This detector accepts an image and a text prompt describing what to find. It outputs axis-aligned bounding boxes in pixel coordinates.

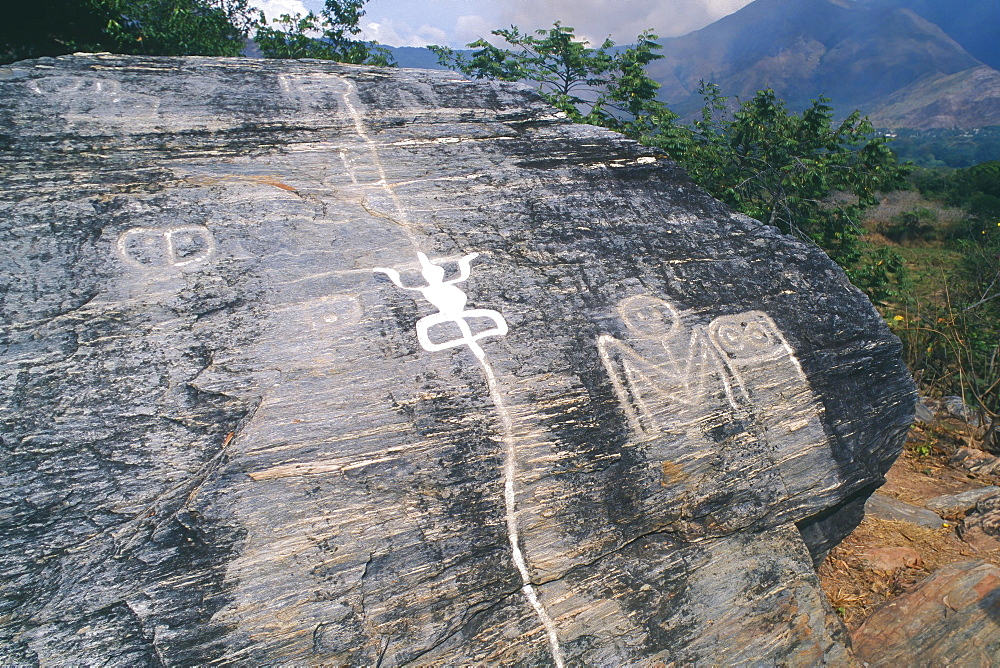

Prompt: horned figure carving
[374,252,508,360]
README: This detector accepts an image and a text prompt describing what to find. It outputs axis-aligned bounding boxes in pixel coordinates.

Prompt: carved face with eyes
[617,295,679,340]
[708,312,787,362]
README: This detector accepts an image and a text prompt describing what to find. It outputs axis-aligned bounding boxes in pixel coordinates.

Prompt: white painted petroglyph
[117,225,215,270]
[349,72,561,661]
[26,76,161,125]
[332,77,422,245]
[26,76,121,98]
[707,311,806,379]
[374,252,564,668]
[338,149,358,185]
[374,252,508,359]
[705,310,830,488]
[600,296,828,503]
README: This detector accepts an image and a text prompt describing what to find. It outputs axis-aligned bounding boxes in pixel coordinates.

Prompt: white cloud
[453,15,500,46]
[703,0,754,20]
[504,0,755,43]
[253,0,310,23]
[361,19,449,47]
[296,1,758,48]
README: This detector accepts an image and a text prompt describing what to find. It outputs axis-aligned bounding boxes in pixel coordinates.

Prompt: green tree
[1,0,110,63]
[432,25,909,302]
[0,0,254,63]
[254,0,394,65]
[430,23,670,137]
[949,161,1000,221]
[656,84,910,299]
[103,0,253,57]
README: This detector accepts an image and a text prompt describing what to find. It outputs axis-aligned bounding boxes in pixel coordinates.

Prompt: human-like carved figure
[600,297,819,439]
[598,295,728,438]
[598,296,830,534]
[706,311,829,486]
[374,252,508,360]
[374,253,563,666]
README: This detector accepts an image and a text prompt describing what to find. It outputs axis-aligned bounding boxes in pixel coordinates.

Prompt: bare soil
[817,417,1000,630]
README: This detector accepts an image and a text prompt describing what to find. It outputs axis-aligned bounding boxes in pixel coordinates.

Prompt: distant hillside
[386,0,1000,130]
[868,0,1000,70]
[385,46,450,71]
[647,0,993,124]
[871,66,1000,129]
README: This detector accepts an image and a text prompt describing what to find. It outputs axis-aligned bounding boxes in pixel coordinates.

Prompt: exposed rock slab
[958,493,1000,551]
[0,54,915,665]
[860,546,923,573]
[864,493,945,529]
[926,486,1000,518]
[852,560,1000,665]
[951,446,1000,476]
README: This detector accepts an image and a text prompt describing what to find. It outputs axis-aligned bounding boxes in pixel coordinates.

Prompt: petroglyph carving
[374,252,563,667]
[374,252,508,360]
[117,225,215,270]
[26,76,160,120]
[599,296,818,440]
[599,296,822,533]
[26,76,122,97]
[600,296,829,516]
[708,311,797,363]
[708,311,808,403]
[706,311,830,484]
[598,295,729,438]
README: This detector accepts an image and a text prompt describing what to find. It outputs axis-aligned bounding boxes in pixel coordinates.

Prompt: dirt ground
[817,417,1000,630]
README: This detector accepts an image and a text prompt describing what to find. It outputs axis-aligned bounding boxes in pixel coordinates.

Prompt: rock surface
[0,54,915,665]
[859,546,923,573]
[851,560,1000,666]
[925,486,1000,518]
[864,493,946,530]
[951,446,1000,476]
[959,493,1000,548]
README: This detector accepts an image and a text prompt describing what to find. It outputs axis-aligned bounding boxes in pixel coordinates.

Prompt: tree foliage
[1,0,254,62]
[1,0,393,65]
[1,0,109,63]
[430,24,671,136]
[657,84,910,299]
[103,0,253,57]
[253,0,393,65]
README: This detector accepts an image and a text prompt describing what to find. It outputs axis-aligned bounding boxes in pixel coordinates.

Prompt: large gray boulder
[0,54,915,665]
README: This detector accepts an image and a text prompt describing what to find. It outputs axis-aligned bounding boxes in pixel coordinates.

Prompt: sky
[253,0,755,48]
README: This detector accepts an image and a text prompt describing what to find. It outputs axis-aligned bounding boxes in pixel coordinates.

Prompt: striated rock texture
[852,560,1000,665]
[0,54,915,665]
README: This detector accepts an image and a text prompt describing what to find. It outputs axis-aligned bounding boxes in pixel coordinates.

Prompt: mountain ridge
[386,0,1000,129]
[646,0,994,126]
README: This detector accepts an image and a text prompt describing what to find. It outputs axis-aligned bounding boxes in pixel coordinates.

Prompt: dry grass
[818,426,1000,630]
[863,190,967,239]
[818,515,993,629]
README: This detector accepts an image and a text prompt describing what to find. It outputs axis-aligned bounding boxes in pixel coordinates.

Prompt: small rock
[942,395,983,427]
[959,493,1000,538]
[943,395,969,419]
[864,493,945,529]
[913,398,936,424]
[851,560,1000,666]
[860,546,923,572]
[950,447,1000,476]
[925,486,1000,518]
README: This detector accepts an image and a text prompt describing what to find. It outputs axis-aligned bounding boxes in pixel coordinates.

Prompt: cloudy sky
[254,0,754,48]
